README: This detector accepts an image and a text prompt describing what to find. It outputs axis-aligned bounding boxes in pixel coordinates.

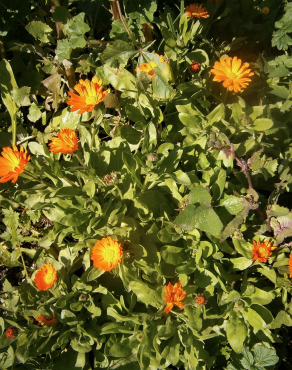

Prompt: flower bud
[147,153,158,162]
[103,172,117,186]
[190,61,200,73]
[262,7,269,14]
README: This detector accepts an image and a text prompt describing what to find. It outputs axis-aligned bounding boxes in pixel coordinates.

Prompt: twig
[115,1,131,36]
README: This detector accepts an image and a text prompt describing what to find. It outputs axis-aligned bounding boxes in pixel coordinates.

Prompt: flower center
[86,96,98,106]
[103,247,116,262]
[44,271,54,284]
[259,246,268,257]
[196,297,205,305]
[226,71,238,80]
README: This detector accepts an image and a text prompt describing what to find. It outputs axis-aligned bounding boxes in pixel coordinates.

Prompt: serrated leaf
[26,21,53,43]
[11,86,31,106]
[254,345,279,367]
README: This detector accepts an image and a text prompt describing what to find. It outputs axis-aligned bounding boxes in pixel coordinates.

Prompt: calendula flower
[91,237,123,271]
[211,56,254,93]
[190,61,200,73]
[136,62,157,79]
[195,293,207,306]
[34,264,57,291]
[5,326,18,339]
[186,4,210,19]
[252,240,276,263]
[164,280,186,314]
[67,77,109,114]
[262,7,269,14]
[36,314,56,326]
[0,145,30,183]
[48,128,78,154]
[288,255,292,278]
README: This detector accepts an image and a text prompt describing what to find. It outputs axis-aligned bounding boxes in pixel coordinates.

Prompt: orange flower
[262,7,269,14]
[91,237,123,271]
[252,240,276,263]
[48,128,78,154]
[154,53,165,63]
[5,326,18,339]
[34,264,57,291]
[190,61,200,73]
[186,4,210,19]
[136,62,157,79]
[164,280,186,314]
[67,77,109,114]
[288,255,292,278]
[211,56,254,93]
[0,145,30,183]
[36,314,56,326]
[195,294,207,306]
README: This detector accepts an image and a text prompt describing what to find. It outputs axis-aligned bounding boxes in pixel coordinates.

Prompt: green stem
[223,88,228,104]
[74,153,87,169]
[90,109,99,150]
[62,175,79,188]
[19,244,29,280]
[23,170,52,187]
[114,184,123,199]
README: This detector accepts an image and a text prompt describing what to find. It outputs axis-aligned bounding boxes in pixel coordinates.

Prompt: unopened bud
[241,116,251,125]
[147,153,158,162]
[262,7,269,14]
[190,61,200,73]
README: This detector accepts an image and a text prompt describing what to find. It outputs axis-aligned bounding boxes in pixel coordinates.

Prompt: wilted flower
[67,77,109,114]
[195,293,207,306]
[136,62,157,79]
[0,145,30,183]
[262,7,269,14]
[211,56,254,93]
[190,61,200,73]
[164,280,186,314]
[48,128,78,154]
[252,239,276,263]
[288,255,292,278]
[91,237,123,271]
[34,264,57,291]
[36,314,56,326]
[186,4,209,19]
[5,326,18,339]
[103,172,117,186]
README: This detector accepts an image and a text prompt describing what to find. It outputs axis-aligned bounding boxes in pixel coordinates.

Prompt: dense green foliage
[1,0,292,369]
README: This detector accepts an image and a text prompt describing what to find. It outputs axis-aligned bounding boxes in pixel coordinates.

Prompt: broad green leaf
[253,118,274,131]
[123,152,144,189]
[11,86,31,106]
[26,21,53,43]
[229,257,252,271]
[101,40,136,68]
[243,308,266,330]
[226,318,247,353]
[104,65,137,98]
[270,310,292,329]
[253,345,279,367]
[161,245,187,265]
[129,281,163,308]
[188,185,212,206]
[206,103,225,125]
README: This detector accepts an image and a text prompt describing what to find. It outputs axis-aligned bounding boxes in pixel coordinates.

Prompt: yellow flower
[48,128,78,154]
[252,240,276,263]
[211,56,254,92]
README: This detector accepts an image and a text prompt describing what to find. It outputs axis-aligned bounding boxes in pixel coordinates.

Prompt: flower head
[288,255,292,278]
[262,7,269,14]
[164,280,186,314]
[48,128,78,154]
[186,4,210,19]
[91,237,123,271]
[211,56,254,93]
[67,77,109,114]
[190,61,201,73]
[195,293,207,306]
[34,264,57,291]
[136,62,157,79]
[5,326,18,339]
[252,239,276,263]
[36,314,56,326]
[0,145,30,183]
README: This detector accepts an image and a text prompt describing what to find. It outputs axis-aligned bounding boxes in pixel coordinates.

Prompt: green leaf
[270,310,292,329]
[104,65,137,98]
[220,195,244,215]
[229,257,252,271]
[129,281,163,308]
[57,39,72,63]
[101,40,136,68]
[206,103,225,125]
[243,308,266,330]
[11,86,31,106]
[241,348,254,369]
[161,245,187,265]
[26,21,53,43]
[253,118,274,131]
[187,185,212,206]
[175,204,223,235]
[28,102,42,123]
[232,238,253,259]
[253,345,279,367]
[226,318,247,353]
[122,152,144,189]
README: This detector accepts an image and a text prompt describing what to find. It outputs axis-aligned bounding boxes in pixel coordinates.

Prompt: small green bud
[147,153,158,162]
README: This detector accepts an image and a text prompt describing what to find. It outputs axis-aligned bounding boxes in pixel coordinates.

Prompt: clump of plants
[1,0,292,369]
